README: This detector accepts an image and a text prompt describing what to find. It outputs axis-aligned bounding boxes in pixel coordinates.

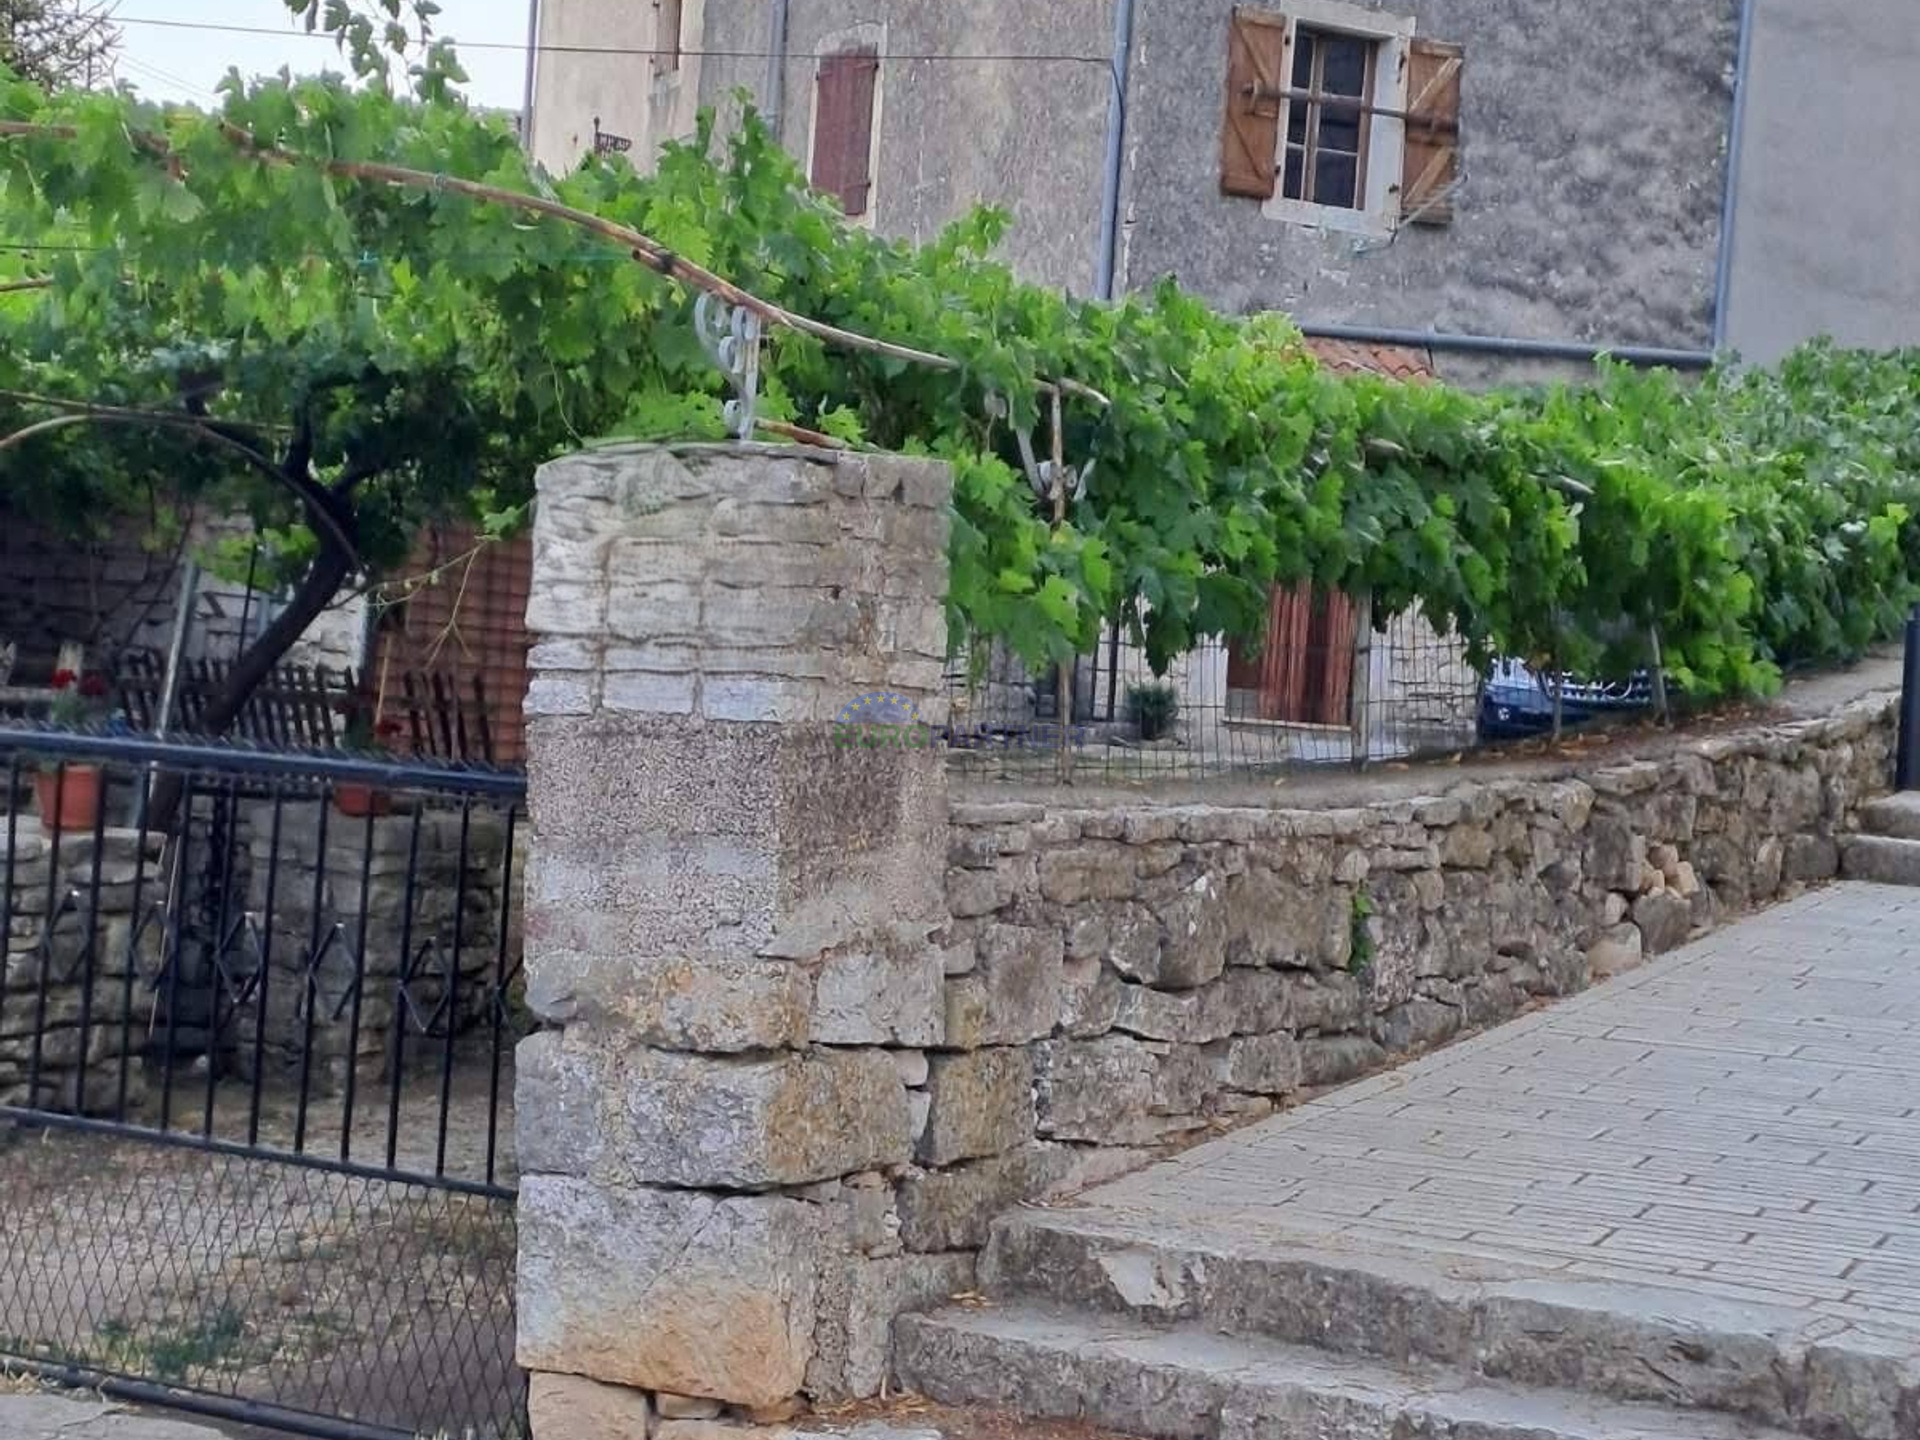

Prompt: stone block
[528,1372,655,1440]
[1375,998,1463,1054]
[1586,923,1644,980]
[1298,1035,1387,1089]
[1287,970,1367,1034]
[896,1143,1075,1252]
[1035,1035,1210,1145]
[525,950,811,1052]
[1217,1033,1302,1094]
[919,1048,1035,1165]
[1065,903,1161,976]
[806,1252,978,1401]
[523,1040,912,1188]
[1225,869,1349,970]
[1632,889,1692,956]
[1783,833,1839,882]
[1038,848,1136,906]
[941,924,1063,1047]
[518,1177,823,1408]
[1583,814,1646,892]
[1111,980,1237,1044]
[811,942,943,1047]
[1142,875,1229,989]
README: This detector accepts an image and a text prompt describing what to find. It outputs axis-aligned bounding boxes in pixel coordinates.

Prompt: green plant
[1126,681,1179,741]
[1348,887,1375,976]
[3,3,1920,738]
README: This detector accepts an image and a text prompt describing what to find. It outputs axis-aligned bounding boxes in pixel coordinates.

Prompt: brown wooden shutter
[652,0,684,76]
[1221,7,1289,198]
[1401,37,1462,225]
[811,47,880,217]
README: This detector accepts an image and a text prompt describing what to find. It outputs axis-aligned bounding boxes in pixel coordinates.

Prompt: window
[652,0,683,78]
[1220,5,1461,230]
[1282,27,1375,210]
[811,47,880,218]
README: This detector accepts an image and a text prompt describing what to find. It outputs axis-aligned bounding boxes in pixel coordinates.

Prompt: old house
[524,0,1919,374]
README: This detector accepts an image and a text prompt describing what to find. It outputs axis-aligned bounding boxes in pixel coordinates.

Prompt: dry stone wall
[931,694,1894,1229]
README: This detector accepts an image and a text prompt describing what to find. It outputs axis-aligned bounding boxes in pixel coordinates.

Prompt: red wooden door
[1227,584,1356,725]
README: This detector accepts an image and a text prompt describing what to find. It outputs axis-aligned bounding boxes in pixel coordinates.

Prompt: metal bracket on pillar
[693,291,764,442]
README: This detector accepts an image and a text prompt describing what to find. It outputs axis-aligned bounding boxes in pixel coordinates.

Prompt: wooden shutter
[652,0,684,76]
[812,47,880,217]
[1221,7,1289,199]
[1401,37,1462,225]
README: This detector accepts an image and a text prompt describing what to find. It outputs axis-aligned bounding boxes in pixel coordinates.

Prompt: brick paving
[1075,881,1920,1350]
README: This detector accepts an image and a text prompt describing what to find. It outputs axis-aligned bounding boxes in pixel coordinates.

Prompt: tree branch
[0,395,361,565]
[0,117,1110,410]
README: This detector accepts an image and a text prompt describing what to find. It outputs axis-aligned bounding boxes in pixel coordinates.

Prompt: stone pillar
[514,444,957,1436]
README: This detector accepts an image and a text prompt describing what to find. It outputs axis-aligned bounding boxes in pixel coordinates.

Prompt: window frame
[1262,0,1414,237]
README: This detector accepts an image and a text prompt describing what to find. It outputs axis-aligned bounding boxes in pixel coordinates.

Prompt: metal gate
[0,726,529,1440]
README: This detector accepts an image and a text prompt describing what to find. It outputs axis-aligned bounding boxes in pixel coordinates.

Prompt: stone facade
[0,829,160,1114]
[514,444,957,1428]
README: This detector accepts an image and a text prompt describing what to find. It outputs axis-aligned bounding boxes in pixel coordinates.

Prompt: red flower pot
[333,783,394,818]
[33,764,104,834]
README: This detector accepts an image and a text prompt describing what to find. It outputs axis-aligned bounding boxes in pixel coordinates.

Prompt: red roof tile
[1301,336,1436,382]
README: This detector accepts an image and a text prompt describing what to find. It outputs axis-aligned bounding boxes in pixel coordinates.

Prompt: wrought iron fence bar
[385,807,425,1176]
[249,792,285,1147]
[0,725,526,800]
[437,797,474,1180]
[0,1107,518,1198]
[339,803,378,1166]
[486,803,519,1189]
[2,1355,416,1440]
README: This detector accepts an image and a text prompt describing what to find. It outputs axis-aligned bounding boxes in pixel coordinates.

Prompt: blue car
[1478,659,1656,741]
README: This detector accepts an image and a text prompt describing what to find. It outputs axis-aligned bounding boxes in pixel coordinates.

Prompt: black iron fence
[0,726,529,1440]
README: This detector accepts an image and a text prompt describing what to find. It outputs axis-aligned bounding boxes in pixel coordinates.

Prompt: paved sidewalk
[1072,881,1920,1351]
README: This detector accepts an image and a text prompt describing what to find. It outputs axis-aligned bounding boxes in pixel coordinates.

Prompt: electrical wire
[109,13,1111,67]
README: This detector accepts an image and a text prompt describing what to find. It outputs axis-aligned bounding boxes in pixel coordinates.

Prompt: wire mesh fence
[945,588,1498,783]
[0,726,530,1439]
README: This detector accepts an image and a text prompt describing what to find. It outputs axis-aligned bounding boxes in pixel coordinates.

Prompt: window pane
[1287,101,1307,145]
[1319,105,1361,153]
[1322,36,1369,95]
[1292,31,1315,88]
[1283,146,1306,201]
[1315,151,1359,208]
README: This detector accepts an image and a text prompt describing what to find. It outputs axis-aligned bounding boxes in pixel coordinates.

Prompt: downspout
[765,0,792,138]
[520,0,541,153]
[1711,0,1759,350]
[1093,0,1138,300]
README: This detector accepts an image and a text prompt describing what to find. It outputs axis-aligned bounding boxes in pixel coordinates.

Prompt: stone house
[524,0,1919,374]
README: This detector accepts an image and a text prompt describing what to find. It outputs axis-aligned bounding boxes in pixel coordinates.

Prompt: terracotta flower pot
[33,764,104,834]
[333,783,394,819]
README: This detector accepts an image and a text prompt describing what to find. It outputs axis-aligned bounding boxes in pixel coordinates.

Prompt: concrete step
[1856,792,1920,840]
[895,1302,1813,1440]
[972,1211,1916,1439]
[1839,833,1920,884]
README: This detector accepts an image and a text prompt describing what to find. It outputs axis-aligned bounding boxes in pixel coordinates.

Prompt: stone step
[1838,833,1920,885]
[974,1211,1915,1439]
[894,1302,1813,1440]
[1856,792,1920,840]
